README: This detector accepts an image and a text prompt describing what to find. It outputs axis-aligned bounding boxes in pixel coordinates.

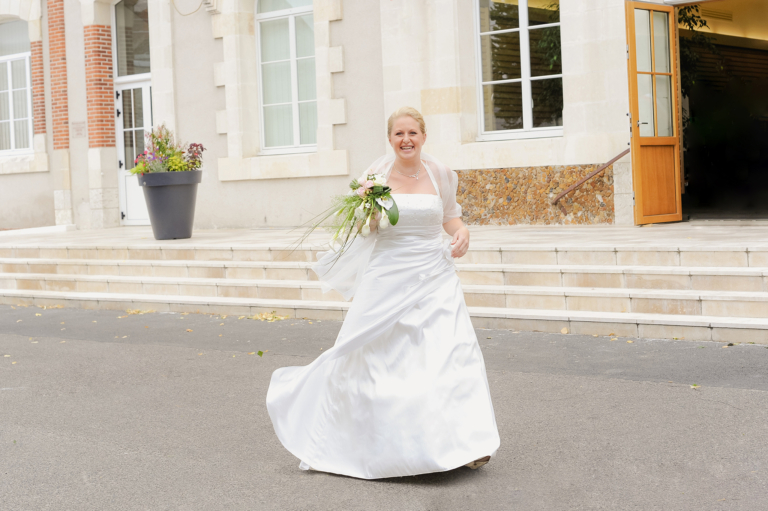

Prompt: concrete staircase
[2,242,768,343]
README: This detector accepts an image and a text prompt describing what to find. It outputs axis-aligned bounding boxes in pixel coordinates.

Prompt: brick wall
[30,41,45,136]
[47,0,68,150]
[84,25,115,148]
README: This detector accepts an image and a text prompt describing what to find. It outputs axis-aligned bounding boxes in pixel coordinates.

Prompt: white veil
[311,152,463,300]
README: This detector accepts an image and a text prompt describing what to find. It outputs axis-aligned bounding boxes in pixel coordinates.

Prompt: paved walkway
[1,305,767,510]
[2,223,768,249]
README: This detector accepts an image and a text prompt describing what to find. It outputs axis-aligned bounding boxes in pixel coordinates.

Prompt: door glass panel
[122,91,133,129]
[115,0,151,77]
[133,88,144,128]
[135,128,145,156]
[531,78,563,128]
[483,82,523,131]
[478,0,520,32]
[653,11,670,73]
[260,18,290,62]
[528,26,561,77]
[123,130,135,165]
[655,75,673,136]
[634,9,652,73]
[296,58,316,101]
[528,0,559,26]
[480,31,521,81]
[263,104,293,147]
[637,74,655,137]
[262,61,292,104]
[299,101,317,145]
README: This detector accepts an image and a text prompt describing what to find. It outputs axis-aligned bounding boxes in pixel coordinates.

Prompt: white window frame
[473,0,564,142]
[0,51,34,155]
[255,3,317,156]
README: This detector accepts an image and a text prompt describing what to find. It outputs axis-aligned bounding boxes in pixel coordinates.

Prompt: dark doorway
[681,31,768,220]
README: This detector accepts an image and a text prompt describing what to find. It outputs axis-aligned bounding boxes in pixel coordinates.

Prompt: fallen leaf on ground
[117,316,127,319]
[257,351,264,357]
[626,340,634,343]
[219,334,222,337]
[186,329,193,332]
[560,328,568,334]
[127,309,155,315]
[232,355,236,358]
[35,313,41,316]
[249,311,289,322]
[238,316,245,320]
[60,341,65,343]
[145,326,148,328]
[611,338,618,341]
[248,352,255,355]
[31,341,37,344]
[198,353,203,355]
[16,320,21,322]
[592,335,598,337]
[3,355,9,357]
[122,336,128,338]
[221,315,228,319]
[60,322,65,325]
[11,361,16,364]
[220,323,224,326]
[92,321,97,323]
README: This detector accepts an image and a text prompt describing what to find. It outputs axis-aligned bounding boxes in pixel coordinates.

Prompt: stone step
[2,244,768,267]
[3,258,768,291]
[2,288,766,344]
[3,273,768,318]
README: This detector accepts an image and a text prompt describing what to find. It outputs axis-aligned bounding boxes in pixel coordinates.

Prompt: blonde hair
[387,106,427,137]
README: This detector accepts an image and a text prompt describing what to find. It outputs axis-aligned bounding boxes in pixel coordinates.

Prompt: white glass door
[116,80,152,225]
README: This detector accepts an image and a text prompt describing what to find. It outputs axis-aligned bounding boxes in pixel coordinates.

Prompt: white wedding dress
[266,156,500,479]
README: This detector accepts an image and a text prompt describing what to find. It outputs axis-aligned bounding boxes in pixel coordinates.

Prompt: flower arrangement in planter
[129,125,206,240]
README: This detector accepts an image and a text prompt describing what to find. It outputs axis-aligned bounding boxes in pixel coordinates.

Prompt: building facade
[1,0,766,230]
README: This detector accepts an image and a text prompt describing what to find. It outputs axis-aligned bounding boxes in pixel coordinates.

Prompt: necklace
[394,162,422,180]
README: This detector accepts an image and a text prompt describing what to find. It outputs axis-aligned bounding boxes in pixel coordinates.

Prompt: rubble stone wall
[456,164,615,225]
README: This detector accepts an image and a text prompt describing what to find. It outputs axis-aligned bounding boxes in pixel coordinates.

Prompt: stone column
[81,0,119,229]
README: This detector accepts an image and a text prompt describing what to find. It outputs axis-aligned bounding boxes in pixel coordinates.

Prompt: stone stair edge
[2,289,768,331]
[3,273,768,301]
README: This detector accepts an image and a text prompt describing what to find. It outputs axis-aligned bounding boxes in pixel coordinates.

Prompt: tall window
[115,0,150,77]
[476,0,563,139]
[0,20,33,153]
[257,0,317,150]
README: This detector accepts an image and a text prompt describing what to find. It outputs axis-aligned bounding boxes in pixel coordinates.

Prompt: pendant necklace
[394,162,422,180]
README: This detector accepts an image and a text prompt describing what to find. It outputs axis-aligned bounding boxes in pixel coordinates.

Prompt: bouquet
[129,125,205,175]
[297,170,399,256]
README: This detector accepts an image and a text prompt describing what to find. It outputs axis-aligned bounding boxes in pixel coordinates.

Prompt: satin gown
[266,191,500,480]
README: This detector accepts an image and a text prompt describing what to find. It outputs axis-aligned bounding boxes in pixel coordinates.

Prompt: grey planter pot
[137,170,202,240]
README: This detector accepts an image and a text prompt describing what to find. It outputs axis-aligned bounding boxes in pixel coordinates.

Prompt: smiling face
[388,116,426,163]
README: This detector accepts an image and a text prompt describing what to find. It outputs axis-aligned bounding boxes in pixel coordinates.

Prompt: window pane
[655,75,673,136]
[122,91,133,129]
[135,128,145,156]
[653,11,670,73]
[528,0,559,26]
[134,88,144,128]
[299,101,317,145]
[483,82,523,131]
[14,119,29,149]
[0,92,9,121]
[260,18,290,62]
[115,0,151,77]
[478,0,519,32]
[531,78,563,127]
[264,104,294,147]
[634,9,652,73]
[258,0,312,13]
[297,58,316,101]
[10,59,26,88]
[637,74,654,137]
[480,31,521,81]
[0,20,31,57]
[295,14,314,58]
[12,90,27,118]
[0,64,7,91]
[529,26,561,77]
[262,61,292,104]
[0,122,9,149]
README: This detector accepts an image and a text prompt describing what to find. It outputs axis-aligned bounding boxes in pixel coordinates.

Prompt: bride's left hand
[450,226,470,258]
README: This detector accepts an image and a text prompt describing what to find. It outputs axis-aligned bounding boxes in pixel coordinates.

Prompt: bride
[266,107,500,479]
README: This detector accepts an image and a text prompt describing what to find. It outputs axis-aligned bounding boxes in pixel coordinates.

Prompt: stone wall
[457,164,615,225]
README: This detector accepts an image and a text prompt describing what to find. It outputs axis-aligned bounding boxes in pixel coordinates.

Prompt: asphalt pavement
[1,304,767,510]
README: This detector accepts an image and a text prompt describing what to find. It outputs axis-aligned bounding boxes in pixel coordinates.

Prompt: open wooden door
[626,2,682,225]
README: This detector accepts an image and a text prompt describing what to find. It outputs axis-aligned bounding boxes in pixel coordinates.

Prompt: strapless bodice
[389,194,443,228]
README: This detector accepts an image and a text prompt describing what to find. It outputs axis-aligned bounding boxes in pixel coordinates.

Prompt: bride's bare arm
[443,218,469,258]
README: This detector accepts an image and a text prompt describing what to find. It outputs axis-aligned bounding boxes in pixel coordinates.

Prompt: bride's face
[388,116,426,162]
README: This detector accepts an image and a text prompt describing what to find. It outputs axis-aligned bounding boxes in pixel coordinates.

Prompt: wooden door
[626,2,682,225]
